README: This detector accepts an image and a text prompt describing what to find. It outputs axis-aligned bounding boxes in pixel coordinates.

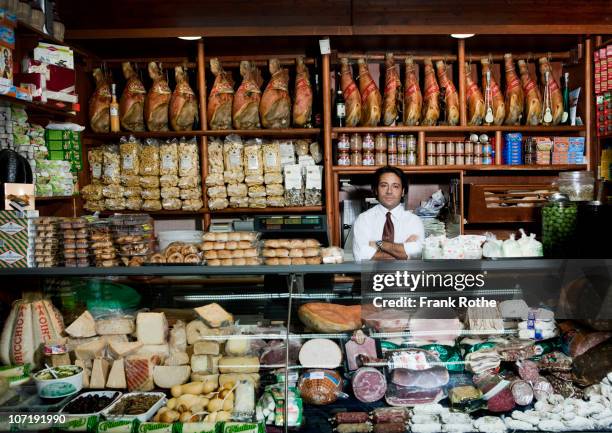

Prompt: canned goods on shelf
[363,133,375,151]
[456,155,465,165]
[350,151,362,166]
[388,153,398,165]
[427,155,436,166]
[375,133,387,151]
[446,155,456,165]
[436,141,446,154]
[426,141,436,155]
[446,141,455,155]
[398,135,408,153]
[407,152,417,166]
[482,156,493,165]
[350,133,363,152]
[363,150,375,166]
[337,133,350,150]
[388,134,398,153]
[437,155,446,165]
[337,150,350,165]
[398,153,407,165]
[407,135,417,152]
[455,141,465,155]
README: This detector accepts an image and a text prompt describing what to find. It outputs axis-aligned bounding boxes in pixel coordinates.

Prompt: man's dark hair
[371,165,408,195]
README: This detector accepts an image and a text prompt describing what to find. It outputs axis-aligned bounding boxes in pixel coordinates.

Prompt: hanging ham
[518,60,542,126]
[233,61,262,129]
[421,58,440,126]
[403,57,422,126]
[382,53,401,126]
[144,62,171,131]
[435,60,459,126]
[481,58,505,125]
[340,58,361,126]
[170,66,198,131]
[539,57,563,125]
[260,58,291,129]
[207,58,234,130]
[465,63,485,126]
[503,53,524,125]
[358,58,382,126]
[292,56,313,127]
[119,62,145,132]
[88,68,111,133]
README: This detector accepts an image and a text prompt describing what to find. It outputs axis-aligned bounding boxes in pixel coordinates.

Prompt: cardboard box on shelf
[553,137,569,152]
[0,210,29,268]
[0,24,14,49]
[33,43,74,70]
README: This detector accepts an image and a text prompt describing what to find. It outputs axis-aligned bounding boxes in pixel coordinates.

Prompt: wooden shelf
[332,164,587,174]
[35,196,74,201]
[332,125,586,134]
[16,20,91,58]
[206,206,324,214]
[98,210,205,217]
[0,94,76,118]
[84,128,321,141]
[83,131,203,140]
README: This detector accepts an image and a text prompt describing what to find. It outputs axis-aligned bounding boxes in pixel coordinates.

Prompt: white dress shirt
[352,204,425,261]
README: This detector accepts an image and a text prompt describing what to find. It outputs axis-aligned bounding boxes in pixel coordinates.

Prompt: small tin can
[337,134,350,151]
[375,151,387,166]
[465,155,474,165]
[398,153,407,165]
[407,135,417,152]
[388,153,398,165]
[465,141,474,154]
[474,143,483,156]
[455,141,465,155]
[350,151,362,166]
[426,141,436,155]
[446,155,456,165]
[398,135,408,153]
[456,155,465,165]
[362,150,375,165]
[375,133,387,151]
[387,134,398,153]
[363,133,375,151]
[350,133,363,152]
[437,155,446,165]
[407,152,417,166]
[436,140,446,154]
[427,155,436,166]
[446,141,455,155]
[337,150,350,165]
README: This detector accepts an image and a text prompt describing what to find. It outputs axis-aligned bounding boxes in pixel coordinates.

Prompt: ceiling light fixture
[178,36,202,40]
[450,34,475,39]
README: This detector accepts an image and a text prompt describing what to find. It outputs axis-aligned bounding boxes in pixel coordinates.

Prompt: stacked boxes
[552,137,569,164]
[568,137,586,164]
[595,45,612,136]
[0,105,12,150]
[0,210,30,268]
[534,137,553,165]
[44,129,82,172]
[502,133,523,165]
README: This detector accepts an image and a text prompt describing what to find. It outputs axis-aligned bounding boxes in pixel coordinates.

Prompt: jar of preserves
[397,153,407,165]
[375,133,387,151]
[446,155,456,165]
[455,155,465,165]
[482,156,493,165]
[557,171,595,201]
[542,193,577,258]
[446,141,455,155]
[350,151,363,166]
[388,134,398,153]
[375,152,387,165]
[436,141,446,154]
[426,141,436,155]
[398,135,408,153]
[337,133,350,151]
[465,155,474,165]
[407,135,417,152]
[388,153,398,165]
[362,133,375,151]
[437,155,446,165]
[427,155,436,166]
[465,141,474,155]
[474,143,483,156]
[350,133,363,152]
[474,155,483,165]
[337,150,350,165]
[455,141,465,155]
[362,150,375,166]
[407,152,417,166]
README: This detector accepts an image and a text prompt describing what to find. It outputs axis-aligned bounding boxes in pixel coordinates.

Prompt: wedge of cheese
[125,356,154,391]
[75,339,107,360]
[90,358,110,388]
[75,359,90,388]
[96,316,135,335]
[190,354,210,373]
[193,341,220,355]
[106,359,127,389]
[136,312,167,344]
[65,311,96,338]
[109,341,143,358]
[153,365,191,388]
[164,352,189,366]
[194,303,233,328]
[134,344,170,365]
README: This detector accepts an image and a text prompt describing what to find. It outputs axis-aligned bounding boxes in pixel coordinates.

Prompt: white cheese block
[186,320,233,344]
[225,337,250,356]
[210,355,222,374]
[193,341,220,355]
[194,303,233,328]
[75,359,90,388]
[191,354,210,373]
[164,352,190,366]
[153,365,191,388]
[75,339,107,360]
[106,358,127,389]
[65,311,97,338]
[136,312,167,344]
[109,341,143,358]
[134,344,170,364]
[90,358,110,389]
[298,338,342,369]
[103,335,129,344]
[96,316,135,335]
[218,356,260,374]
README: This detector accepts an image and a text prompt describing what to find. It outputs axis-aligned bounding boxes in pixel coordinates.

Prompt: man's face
[377,172,404,209]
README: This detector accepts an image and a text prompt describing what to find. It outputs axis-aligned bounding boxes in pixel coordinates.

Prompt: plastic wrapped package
[140,175,160,189]
[81,184,103,201]
[141,188,161,200]
[121,175,140,187]
[178,137,200,177]
[249,197,267,208]
[160,174,179,188]
[284,164,304,206]
[208,197,228,210]
[119,135,141,176]
[102,145,120,185]
[180,187,202,200]
[294,139,310,156]
[245,174,264,186]
[266,196,285,207]
[229,196,249,208]
[182,198,203,211]
[123,186,142,198]
[264,172,283,185]
[266,183,284,196]
[224,170,245,184]
[208,138,224,173]
[142,199,162,211]
[105,197,126,210]
[88,148,103,185]
[125,197,143,210]
[102,184,124,198]
[84,200,105,212]
[207,185,227,199]
[227,183,248,197]
[248,185,267,198]
[224,134,244,172]
[244,139,264,176]
[140,139,160,176]
[309,141,323,163]
[161,186,180,199]
[262,140,281,174]
[160,139,179,176]
[205,172,224,187]
[178,176,200,189]
[162,197,182,210]
[304,165,323,206]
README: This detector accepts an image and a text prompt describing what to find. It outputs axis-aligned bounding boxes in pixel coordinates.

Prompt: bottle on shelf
[312,72,322,128]
[562,72,570,124]
[110,83,120,133]
[334,81,346,127]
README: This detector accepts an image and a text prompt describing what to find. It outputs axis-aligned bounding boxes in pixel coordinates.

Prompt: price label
[319,38,331,55]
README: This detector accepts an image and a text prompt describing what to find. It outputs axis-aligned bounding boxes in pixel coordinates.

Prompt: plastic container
[0,384,74,413]
[33,365,83,399]
[556,171,595,201]
[542,193,578,258]
[60,391,123,417]
[102,392,167,422]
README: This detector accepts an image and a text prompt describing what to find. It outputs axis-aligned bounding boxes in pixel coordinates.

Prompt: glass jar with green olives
[542,193,577,258]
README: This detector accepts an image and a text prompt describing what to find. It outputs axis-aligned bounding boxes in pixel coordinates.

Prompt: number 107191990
[9,414,66,424]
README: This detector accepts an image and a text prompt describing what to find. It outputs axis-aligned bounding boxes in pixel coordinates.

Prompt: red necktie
[382,211,394,242]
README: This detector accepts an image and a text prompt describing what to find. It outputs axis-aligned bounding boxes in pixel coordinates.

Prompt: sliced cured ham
[421,58,440,126]
[357,58,382,126]
[298,303,362,333]
[88,68,111,133]
[292,56,313,127]
[481,58,505,125]
[233,61,262,129]
[125,356,154,391]
[170,66,198,131]
[465,62,485,126]
[144,62,171,131]
[435,60,459,126]
[382,53,401,126]
[207,58,234,130]
[339,58,361,126]
[539,57,564,125]
[119,62,145,132]
[503,53,524,125]
[353,367,387,403]
[518,59,542,126]
[260,58,291,128]
[403,57,422,126]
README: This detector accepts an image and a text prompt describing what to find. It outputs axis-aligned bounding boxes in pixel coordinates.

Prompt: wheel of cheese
[299,338,342,369]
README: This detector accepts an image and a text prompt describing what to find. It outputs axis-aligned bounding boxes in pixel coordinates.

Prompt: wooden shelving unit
[332,125,586,134]
[0,94,76,118]
[83,128,321,141]
[35,195,75,201]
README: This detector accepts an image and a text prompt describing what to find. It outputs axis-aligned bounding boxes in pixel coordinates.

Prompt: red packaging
[24,59,76,102]
[474,373,516,412]
[553,137,569,152]
[15,73,45,102]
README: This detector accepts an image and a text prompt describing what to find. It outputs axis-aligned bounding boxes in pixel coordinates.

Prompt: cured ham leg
[503,53,524,125]
[144,62,171,131]
[435,60,459,126]
[207,58,234,130]
[89,68,111,133]
[539,57,563,125]
[292,56,313,127]
[232,61,262,129]
[481,58,505,125]
[465,63,485,126]
[518,60,542,126]
[260,58,291,128]
[421,58,440,126]
[170,66,198,131]
[340,58,361,126]
[357,58,382,126]
[403,57,422,126]
[382,53,401,126]
[119,62,145,132]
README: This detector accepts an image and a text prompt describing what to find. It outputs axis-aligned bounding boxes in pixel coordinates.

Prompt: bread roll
[208,259,221,266]
[304,239,320,248]
[238,241,252,249]
[181,244,199,255]
[265,258,279,266]
[204,250,218,260]
[289,248,304,258]
[225,241,238,250]
[289,240,305,249]
[201,241,215,251]
[262,249,276,258]
[243,248,258,258]
[278,239,291,249]
[218,250,232,259]
[240,232,257,242]
[213,242,226,250]
[221,258,233,266]
[303,247,320,258]
[184,253,200,263]
[203,232,216,241]
[291,257,306,265]
[275,248,289,257]
[306,256,322,265]
[233,258,246,266]
[246,257,261,265]
[167,252,184,263]
[278,257,291,265]
[228,232,242,242]
[264,239,280,249]
[232,249,245,258]
[215,232,229,242]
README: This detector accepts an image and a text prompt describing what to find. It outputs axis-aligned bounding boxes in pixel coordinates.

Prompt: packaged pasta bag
[119,135,141,176]
[179,137,200,177]
[140,138,160,176]
[88,148,103,185]
[160,138,179,176]
[244,138,264,177]
[208,138,224,174]
[102,145,120,185]
[262,140,281,174]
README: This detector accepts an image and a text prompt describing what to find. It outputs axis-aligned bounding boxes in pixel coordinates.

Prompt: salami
[334,412,370,424]
[371,407,409,424]
[373,423,405,433]
[336,423,373,433]
[352,367,387,403]
[510,379,534,405]
[517,360,540,382]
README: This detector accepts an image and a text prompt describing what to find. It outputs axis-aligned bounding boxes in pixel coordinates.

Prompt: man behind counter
[352,166,425,261]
